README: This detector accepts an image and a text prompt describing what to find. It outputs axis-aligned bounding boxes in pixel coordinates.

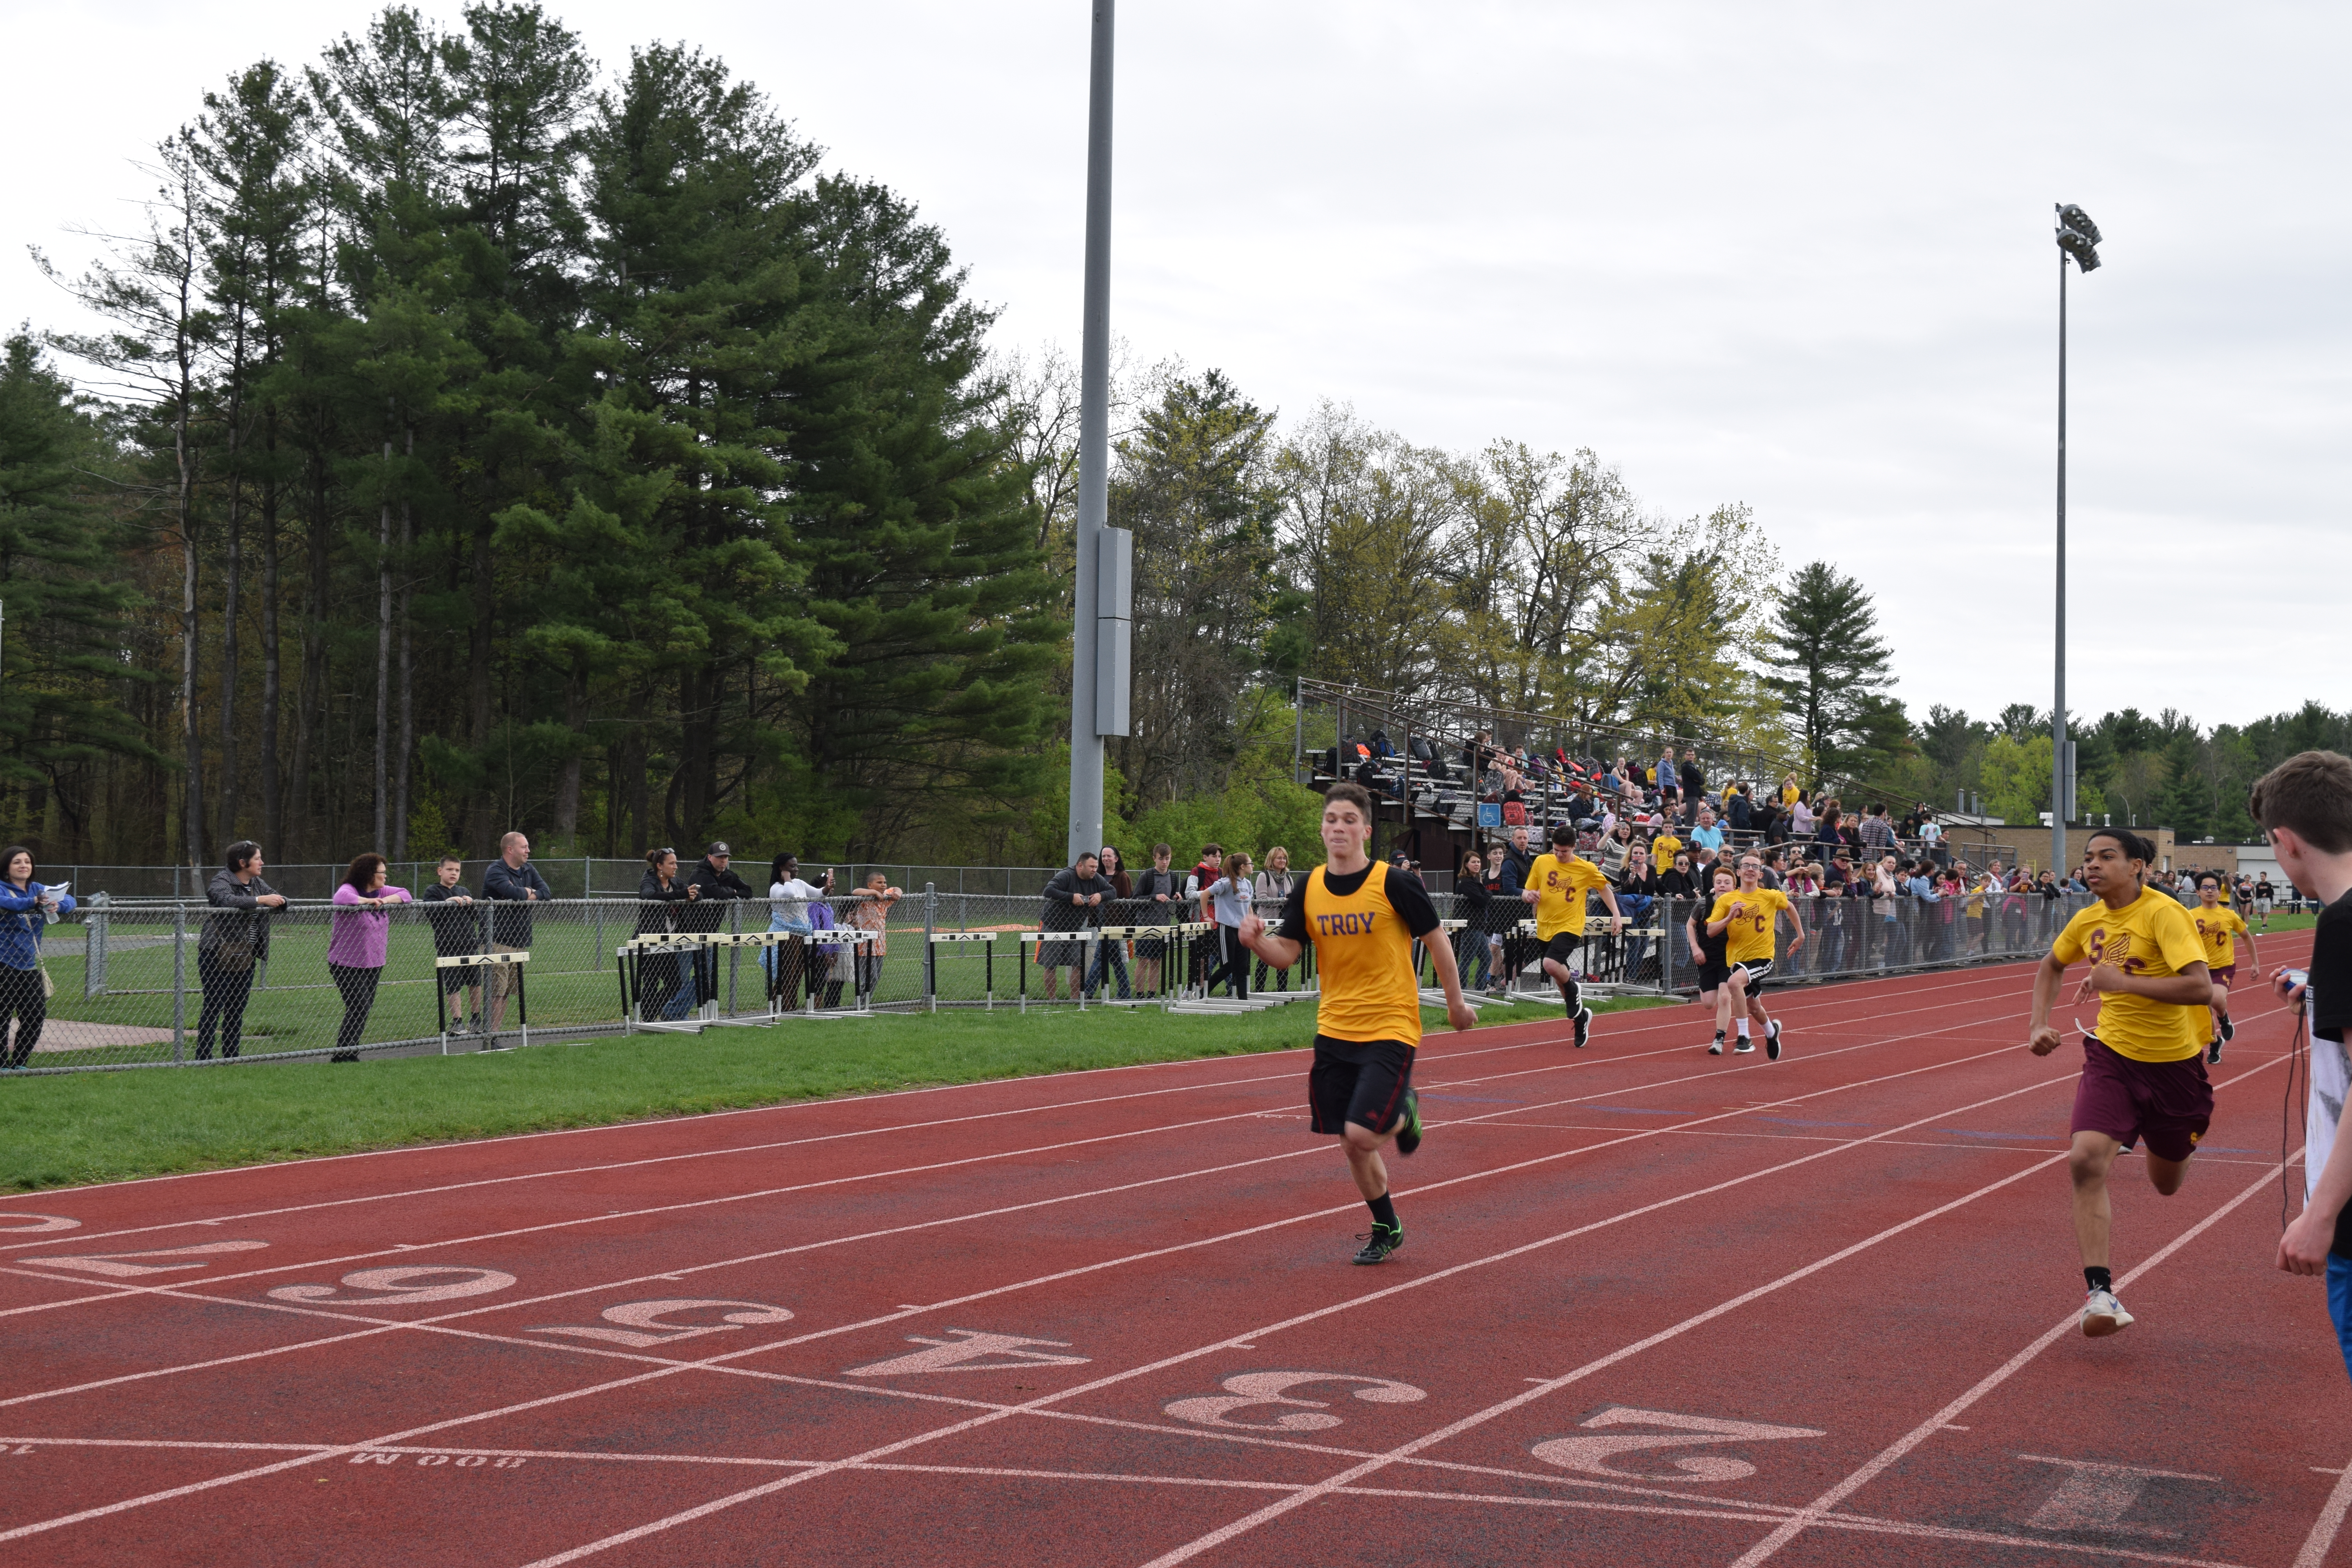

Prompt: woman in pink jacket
[328,853,412,1061]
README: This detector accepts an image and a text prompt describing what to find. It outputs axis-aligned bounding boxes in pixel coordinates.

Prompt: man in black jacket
[482,831,553,1036]
[682,842,756,1009]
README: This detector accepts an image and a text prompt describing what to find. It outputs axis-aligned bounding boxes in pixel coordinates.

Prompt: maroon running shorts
[2209,964,2237,988]
[2071,1036,2212,1163]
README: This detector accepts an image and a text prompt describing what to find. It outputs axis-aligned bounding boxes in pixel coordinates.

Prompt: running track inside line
[0,940,2340,1567]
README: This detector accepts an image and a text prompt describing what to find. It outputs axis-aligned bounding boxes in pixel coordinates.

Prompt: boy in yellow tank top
[2189,871,2259,1064]
[2027,828,2214,1339]
[1517,822,1624,1048]
[1240,781,1475,1264]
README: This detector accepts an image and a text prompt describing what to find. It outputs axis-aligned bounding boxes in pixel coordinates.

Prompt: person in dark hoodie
[681,841,755,1012]
[198,840,285,1060]
[1039,852,1112,1001]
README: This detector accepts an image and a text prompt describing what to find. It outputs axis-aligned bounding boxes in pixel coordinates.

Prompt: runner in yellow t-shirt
[1518,821,1623,1048]
[1702,853,1807,1060]
[2028,828,2215,1340]
[2189,872,2260,1064]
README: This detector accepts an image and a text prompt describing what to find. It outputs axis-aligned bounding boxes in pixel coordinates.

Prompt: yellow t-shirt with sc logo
[2190,905,2247,969]
[2051,889,2208,1063]
[1707,887,1793,965]
[1528,852,1609,940]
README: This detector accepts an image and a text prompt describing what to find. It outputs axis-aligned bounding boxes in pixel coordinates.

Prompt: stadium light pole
[2052,202,2101,878]
[1067,0,1129,863]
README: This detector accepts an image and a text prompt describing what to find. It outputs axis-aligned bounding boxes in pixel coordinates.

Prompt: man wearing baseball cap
[682,841,757,1010]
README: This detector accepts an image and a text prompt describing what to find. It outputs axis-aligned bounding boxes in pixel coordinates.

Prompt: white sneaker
[1733,1038,1756,1054]
[2081,1288,2133,1338]
[1708,1037,1724,1056]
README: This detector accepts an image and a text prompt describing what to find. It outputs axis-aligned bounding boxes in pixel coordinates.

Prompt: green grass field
[0,995,1670,1192]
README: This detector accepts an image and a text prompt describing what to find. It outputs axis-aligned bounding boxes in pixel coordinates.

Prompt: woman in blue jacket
[1,845,76,1068]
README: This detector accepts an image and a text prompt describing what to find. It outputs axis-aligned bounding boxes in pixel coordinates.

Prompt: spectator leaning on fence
[844,873,902,1000]
[420,855,483,1036]
[682,841,754,1009]
[199,840,285,1060]
[0,846,74,1069]
[1087,845,1134,1001]
[635,848,695,1020]
[482,831,550,1037]
[327,853,412,1062]
[1039,852,1110,1001]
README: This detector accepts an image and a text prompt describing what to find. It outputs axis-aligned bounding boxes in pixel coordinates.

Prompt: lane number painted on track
[2016,1454,2221,1539]
[267,1266,516,1306]
[27,1240,269,1278]
[0,1214,81,1234]
[1164,1373,1428,1432]
[846,1330,1091,1377]
[1532,1405,1826,1483]
[528,1299,794,1349]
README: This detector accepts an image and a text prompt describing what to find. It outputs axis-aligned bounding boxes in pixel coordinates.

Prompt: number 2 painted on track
[527,1299,794,1348]
[1532,1405,1825,1483]
[1163,1373,1427,1432]
[267,1266,516,1305]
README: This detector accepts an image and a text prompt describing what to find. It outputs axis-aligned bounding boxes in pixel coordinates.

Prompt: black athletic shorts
[439,963,479,993]
[1542,933,1584,967]
[1731,958,1774,991]
[1697,961,1732,993]
[1309,1034,1416,1137]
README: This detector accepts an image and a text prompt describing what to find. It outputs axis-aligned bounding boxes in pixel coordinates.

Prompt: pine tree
[1762,561,1896,783]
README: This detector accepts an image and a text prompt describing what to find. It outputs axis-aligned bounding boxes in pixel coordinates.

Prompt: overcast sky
[5,2,2344,733]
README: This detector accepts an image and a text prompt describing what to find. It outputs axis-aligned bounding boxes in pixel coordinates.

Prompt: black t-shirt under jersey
[2307,891,2352,1258]
[1274,861,1442,944]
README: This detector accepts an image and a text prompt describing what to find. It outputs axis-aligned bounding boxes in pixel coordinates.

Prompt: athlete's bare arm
[2028,951,2069,1055]
[1236,913,1300,970]
[1423,927,1478,1033]
[1600,884,1625,935]
[2241,924,2261,980]
[1705,900,1742,936]
[2074,960,2212,1007]
[1782,898,1806,953]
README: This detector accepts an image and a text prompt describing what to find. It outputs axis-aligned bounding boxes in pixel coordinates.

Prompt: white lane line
[1723,1146,2300,1568]
[495,1061,2125,1568]
[2,957,2054,1251]
[1115,1045,2300,1568]
[2292,1448,2352,1568]
[0,1041,2089,1546]
[0,1009,2060,1411]
[0,987,2060,1336]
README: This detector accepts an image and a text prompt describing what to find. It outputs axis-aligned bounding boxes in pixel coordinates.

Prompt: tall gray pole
[1066,0,1115,863]
[2051,240,2067,877]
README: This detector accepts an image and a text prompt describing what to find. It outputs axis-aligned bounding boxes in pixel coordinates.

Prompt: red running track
[0,941,2342,1567]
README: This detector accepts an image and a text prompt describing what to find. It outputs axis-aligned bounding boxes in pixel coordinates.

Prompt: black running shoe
[1572,1005,1593,1049]
[1395,1091,1423,1156]
[2220,1015,2236,1043]
[1766,1020,1783,1062]
[1352,1224,1404,1265]
[2206,1036,2222,1065]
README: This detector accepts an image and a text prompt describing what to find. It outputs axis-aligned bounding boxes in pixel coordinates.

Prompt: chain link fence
[1,883,2094,1073]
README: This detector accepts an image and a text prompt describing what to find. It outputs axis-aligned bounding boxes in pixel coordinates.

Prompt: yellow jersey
[2051,889,2208,1063]
[1650,833,1684,865]
[1285,863,1436,1045]
[1707,887,1793,965]
[1528,852,1609,940]
[2190,905,2248,969]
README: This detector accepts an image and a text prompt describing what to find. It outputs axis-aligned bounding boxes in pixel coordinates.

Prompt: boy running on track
[1704,853,1806,1060]
[1687,866,1736,1036]
[1520,822,1624,1048]
[1239,782,1477,1265]
[2028,827,2214,1338]
[2190,872,2259,1064]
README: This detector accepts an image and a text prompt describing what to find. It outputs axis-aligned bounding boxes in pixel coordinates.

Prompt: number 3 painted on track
[528,1299,794,1348]
[267,1266,517,1305]
[1532,1405,1824,1483]
[1164,1372,1426,1432]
